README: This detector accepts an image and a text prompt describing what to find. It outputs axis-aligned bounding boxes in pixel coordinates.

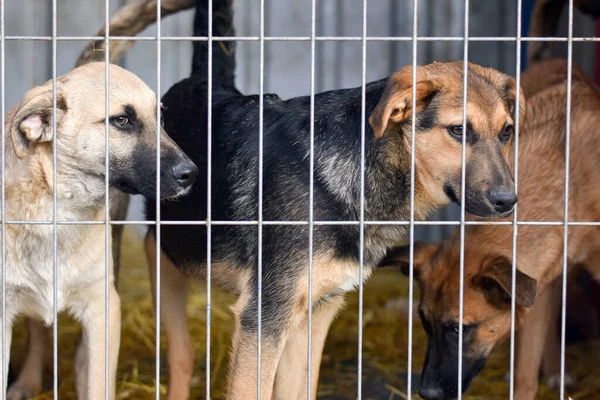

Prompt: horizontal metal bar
[4,35,600,42]
[3,219,600,226]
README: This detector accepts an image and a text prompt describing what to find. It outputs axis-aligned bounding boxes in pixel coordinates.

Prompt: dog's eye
[449,323,463,336]
[447,125,463,138]
[500,124,514,142]
[110,116,130,128]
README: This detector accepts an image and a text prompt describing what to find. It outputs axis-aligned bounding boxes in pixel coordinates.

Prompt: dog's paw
[545,373,575,393]
[7,381,40,400]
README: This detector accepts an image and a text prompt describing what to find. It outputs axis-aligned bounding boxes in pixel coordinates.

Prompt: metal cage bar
[4,219,600,226]
[307,0,316,397]
[206,0,214,397]
[509,1,524,398]
[4,35,600,42]
[457,0,470,397]
[406,0,419,397]
[51,1,59,398]
[154,0,163,398]
[560,2,575,398]
[0,0,5,395]
[103,0,111,398]
[356,1,368,397]
[257,0,265,396]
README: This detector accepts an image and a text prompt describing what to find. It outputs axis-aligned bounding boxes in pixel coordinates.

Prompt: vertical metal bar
[155,0,163,398]
[206,0,213,397]
[457,1,469,399]
[104,0,111,397]
[51,0,58,397]
[406,0,418,397]
[560,1,574,399]
[0,0,5,394]
[357,0,367,398]
[509,1,523,399]
[307,0,316,397]
[257,0,265,397]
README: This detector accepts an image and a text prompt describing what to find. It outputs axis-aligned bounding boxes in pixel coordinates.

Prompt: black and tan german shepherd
[80,0,525,398]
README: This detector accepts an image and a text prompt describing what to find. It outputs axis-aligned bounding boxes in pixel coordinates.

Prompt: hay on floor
[8,228,600,399]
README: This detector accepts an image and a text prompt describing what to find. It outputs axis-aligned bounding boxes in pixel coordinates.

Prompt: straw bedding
[8,228,599,399]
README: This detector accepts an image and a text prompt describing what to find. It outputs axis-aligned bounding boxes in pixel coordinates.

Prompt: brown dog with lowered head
[380,58,600,400]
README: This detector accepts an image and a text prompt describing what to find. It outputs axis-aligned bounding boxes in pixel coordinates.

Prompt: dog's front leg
[0,318,12,397]
[513,281,557,400]
[75,282,121,400]
[145,232,194,400]
[274,295,345,400]
[228,286,290,400]
[7,318,47,400]
[541,277,574,392]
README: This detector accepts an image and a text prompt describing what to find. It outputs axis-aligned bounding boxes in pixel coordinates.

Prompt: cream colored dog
[1,62,197,399]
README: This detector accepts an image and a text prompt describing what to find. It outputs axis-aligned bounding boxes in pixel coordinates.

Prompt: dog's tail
[75,0,236,87]
[190,0,235,85]
[527,0,600,66]
[75,0,195,67]
[527,0,568,65]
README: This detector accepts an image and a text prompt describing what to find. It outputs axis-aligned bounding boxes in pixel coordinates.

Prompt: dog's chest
[310,255,375,302]
[4,225,107,324]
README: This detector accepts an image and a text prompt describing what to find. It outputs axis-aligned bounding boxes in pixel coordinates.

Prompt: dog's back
[467,59,600,261]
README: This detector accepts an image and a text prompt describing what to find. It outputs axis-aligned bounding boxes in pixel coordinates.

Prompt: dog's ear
[369,66,439,139]
[503,78,527,130]
[377,241,436,280]
[474,256,537,308]
[9,86,66,159]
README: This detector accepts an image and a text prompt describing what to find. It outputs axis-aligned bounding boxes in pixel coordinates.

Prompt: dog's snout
[171,162,198,188]
[487,187,517,213]
[419,385,446,400]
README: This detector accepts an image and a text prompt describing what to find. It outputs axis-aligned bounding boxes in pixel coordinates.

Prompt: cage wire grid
[0,0,588,399]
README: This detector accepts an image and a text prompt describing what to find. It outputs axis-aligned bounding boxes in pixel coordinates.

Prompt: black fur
[418,309,486,400]
[144,0,428,337]
[192,0,235,85]
[146,75,419,335]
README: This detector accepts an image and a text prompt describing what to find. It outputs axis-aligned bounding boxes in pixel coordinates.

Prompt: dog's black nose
[487,187,517,213]
[171,162,198,188]
[419,386,445,400]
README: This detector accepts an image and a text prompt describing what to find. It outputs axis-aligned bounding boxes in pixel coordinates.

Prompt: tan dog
[1,61,197,400]
[380,58,600,400]
[6,32,132,398]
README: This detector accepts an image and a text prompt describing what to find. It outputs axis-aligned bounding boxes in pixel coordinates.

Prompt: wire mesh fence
[0,0,597,399]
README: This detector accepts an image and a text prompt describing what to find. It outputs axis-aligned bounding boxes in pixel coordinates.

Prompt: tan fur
[391,59,600,399]
[8,35,135,399]
[274,296,345,400]
[145,232,195,400]
[145,230,363,400]
[369,62,526,219]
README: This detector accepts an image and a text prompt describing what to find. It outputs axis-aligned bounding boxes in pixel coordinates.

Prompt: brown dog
[380,58,600,400]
